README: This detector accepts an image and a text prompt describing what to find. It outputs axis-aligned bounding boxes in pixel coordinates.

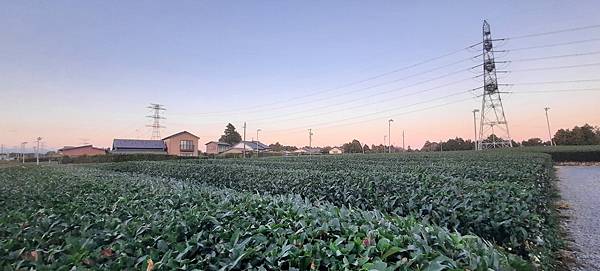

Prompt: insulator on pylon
[484,60,495,72]
[485,83,497,93]
[484,40,493,51]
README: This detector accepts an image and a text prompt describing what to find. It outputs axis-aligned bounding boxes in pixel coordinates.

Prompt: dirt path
[557,166,600,270]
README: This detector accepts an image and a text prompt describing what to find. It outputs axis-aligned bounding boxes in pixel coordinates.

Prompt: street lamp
[388,119,394,153]
[256,129,261,157]
[544,107,554,146]
[21,142,27,164]
[472,109,480,150]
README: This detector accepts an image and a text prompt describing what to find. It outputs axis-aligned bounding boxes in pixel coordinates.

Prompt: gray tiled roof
[205,141,231,146]
[240,141,270,150]
[113,139,165,150]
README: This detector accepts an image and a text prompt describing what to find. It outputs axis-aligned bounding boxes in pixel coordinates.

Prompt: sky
[2,0,600,152]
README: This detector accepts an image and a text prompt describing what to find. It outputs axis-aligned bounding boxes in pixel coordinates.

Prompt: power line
[511,50,600,62]
[268,88,477,134]
[506,38,600,52]
[511,88,600,94]
[178,24,600,122]
[509,79,600,85]
[249,76,476,124]
[511,62,600,72]
[272,96,477,134]
[185,55,478,118]
[507,24,600,40]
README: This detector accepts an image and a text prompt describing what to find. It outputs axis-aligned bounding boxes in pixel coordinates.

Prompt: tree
[218,123,242,145]
[420,141,440,152]
[371,144,385,153]
[362,144,371,153]
[521,138,544,146]
[553,124,600,145]
[342,139,363,153]
[269,142,298,152]
[442,137,474,151]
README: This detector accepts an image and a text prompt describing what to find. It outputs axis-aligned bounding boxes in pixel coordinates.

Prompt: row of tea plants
[100,152,562,268]
[0,166,528,270]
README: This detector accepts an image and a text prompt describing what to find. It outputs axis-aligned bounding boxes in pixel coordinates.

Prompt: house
[329,147,343,155]
[221,141,270,155]
[205,141,231,154]
[293,149,307,154]
[230,141,270,151]
[112,139,166,154]
[293,147,321,155]
[58,145,107,157]
[163,131,199,157]
[0,153,10,160]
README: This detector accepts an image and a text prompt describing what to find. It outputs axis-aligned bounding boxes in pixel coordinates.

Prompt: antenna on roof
[146,103,166,140]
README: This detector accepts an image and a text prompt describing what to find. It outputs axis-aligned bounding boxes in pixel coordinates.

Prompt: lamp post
[388,119,394,153]
[21,142,27,163]
[472,109,479,150]
[35,137,42,165]
[544,107,554,146]
[383,135,387,153]
[256,129,261,157]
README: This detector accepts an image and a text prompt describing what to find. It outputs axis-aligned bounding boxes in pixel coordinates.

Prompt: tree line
[213,123,600,153]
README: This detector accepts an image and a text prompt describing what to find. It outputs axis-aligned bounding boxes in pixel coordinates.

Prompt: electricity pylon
[478,20,512,149]
[146,103,166,140]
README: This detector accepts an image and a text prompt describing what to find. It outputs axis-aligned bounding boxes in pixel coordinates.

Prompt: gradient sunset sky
[2,0,600,152]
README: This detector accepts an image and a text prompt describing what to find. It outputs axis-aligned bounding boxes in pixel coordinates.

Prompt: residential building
[329,147,344,154]
[163,131,199,157]
[293,147,321,155]
[112,139,166,154]
[230,141,270,152]
[205,141,231,154]
[221,141,270,155]
[58,145,107,157]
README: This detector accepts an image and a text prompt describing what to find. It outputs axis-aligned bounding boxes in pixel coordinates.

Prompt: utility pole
[308,129,313,156]
[388,119,393,153]
[256,128,261,157]
[402,130,405,151]
[21,142,27,163]
[35,137,42,165]
[440,140,443,152]
[146,103,166,140]
[243,122,247,158]
[544,107,554,146]
[478,20,512,150]
[472,109,480,150]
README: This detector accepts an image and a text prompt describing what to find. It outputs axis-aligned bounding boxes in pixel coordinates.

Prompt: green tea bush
[59,153,196,164]
[0,167,528,270]
[101,152,561,267]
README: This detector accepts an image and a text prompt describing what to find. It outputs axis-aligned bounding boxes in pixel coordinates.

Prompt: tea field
[0,152,563,270]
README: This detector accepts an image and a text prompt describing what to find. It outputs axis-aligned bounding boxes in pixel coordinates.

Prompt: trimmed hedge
[60,154,197,164]
[0,166,529,270]
[508,145,600,162]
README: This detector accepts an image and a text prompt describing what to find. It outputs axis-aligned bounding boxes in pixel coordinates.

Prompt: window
[180,140,194,151]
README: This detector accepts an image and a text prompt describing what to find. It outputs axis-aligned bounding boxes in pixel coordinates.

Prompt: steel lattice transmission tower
[146,103,166,140]
[477,20,512,150]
